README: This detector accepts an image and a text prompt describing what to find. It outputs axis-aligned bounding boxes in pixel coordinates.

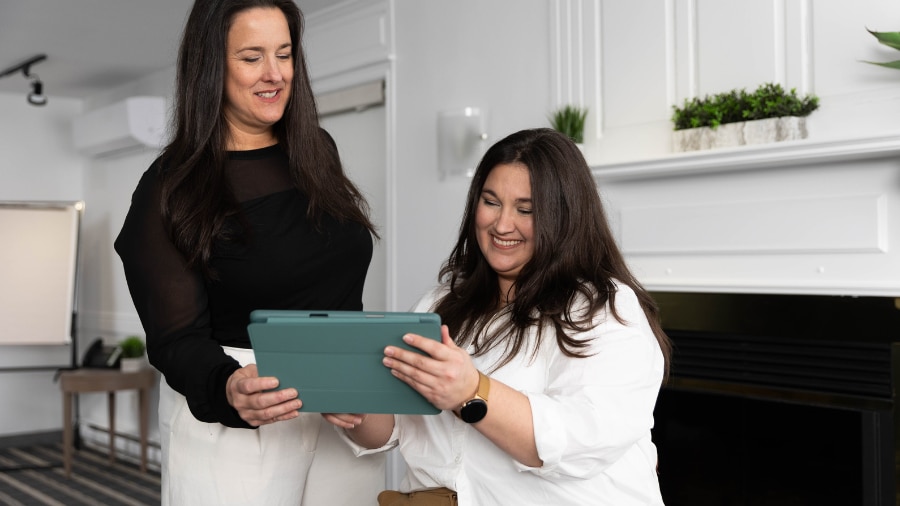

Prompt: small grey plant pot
[120,356,147,372]
[673,117,808,153]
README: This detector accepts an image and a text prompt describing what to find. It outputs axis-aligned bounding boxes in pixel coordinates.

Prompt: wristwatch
[459,371,490,423]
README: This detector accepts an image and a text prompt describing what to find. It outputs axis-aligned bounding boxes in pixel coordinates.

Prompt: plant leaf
[867,28,900,51]
[863,59,900,70]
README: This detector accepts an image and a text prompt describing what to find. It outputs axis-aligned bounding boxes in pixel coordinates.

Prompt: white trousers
[158,346,386,506]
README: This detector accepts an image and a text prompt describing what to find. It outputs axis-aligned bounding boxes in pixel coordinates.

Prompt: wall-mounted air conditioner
[72,96,166,157]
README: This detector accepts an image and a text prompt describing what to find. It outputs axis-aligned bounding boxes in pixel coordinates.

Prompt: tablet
[247,310,442,414]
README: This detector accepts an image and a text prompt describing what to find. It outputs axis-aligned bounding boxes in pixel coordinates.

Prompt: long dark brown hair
[434,128,671,379]
[159,0,376,276]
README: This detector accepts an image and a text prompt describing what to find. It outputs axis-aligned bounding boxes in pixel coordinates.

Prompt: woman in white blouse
[325,128,672,505]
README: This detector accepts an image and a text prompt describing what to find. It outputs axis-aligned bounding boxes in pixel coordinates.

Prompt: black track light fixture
[0,54,48,106]
[27,78,47,106]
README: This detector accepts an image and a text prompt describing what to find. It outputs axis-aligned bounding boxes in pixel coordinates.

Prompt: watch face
[460,398,488,423]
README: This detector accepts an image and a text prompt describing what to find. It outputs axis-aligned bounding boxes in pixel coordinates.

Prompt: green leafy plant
[671,83,819,131]
[548,105,588,143]
[864,28,900,70]
[119,335,146,359]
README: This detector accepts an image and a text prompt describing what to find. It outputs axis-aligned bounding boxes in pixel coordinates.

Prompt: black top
[114,144,373,428]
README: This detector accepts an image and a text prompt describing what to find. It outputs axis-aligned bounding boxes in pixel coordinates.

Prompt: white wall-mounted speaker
[72,96,166,158]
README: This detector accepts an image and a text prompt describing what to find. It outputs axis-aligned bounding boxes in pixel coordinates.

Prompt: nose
[494,207,516,233]
[262,57,283,83]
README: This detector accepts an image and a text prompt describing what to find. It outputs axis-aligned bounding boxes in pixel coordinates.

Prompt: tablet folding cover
[248,310,441,415]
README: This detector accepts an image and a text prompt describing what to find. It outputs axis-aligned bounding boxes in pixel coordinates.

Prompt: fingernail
[383,357,393,367]
[403,334,413,343]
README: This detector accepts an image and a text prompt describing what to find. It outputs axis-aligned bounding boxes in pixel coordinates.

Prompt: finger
[386,336,449,373]
[234,368,279,396]
[401,331,448,356]
[322,413,364,429]
[440,325,454,347]
[387,356,441,397]
[254,388,299,410]
[246,397,302,424]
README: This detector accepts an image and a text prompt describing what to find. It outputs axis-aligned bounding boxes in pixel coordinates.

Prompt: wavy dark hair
[158,0,376,277]
[433,128,671,379]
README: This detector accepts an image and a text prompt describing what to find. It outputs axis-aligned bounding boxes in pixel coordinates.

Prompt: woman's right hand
[322,412,394,449]
[322,413,366,430]
[226,364,302,427]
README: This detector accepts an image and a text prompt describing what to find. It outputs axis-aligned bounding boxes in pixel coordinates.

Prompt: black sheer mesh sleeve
[114,162,250,428]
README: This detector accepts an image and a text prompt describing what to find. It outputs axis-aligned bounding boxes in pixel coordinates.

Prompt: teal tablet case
[247,310,441,415]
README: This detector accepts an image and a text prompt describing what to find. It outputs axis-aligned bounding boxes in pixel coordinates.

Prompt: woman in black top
[115,0,383,503]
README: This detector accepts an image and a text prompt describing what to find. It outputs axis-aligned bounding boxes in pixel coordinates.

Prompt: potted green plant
[671,82,819,152]
[548,105,588,145]
[864,28,900,70]
[118,335,146,372]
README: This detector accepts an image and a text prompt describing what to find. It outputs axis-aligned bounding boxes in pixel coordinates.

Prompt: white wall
[392,1,552,311]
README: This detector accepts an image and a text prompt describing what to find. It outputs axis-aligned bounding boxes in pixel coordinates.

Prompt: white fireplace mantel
[592,134,900,183]
[591,134,900,297]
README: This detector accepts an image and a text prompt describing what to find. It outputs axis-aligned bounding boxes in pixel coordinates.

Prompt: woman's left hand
[383,325,480,411]
[226,364,302,427]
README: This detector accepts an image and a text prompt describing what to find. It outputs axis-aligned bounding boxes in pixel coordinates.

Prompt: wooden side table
[58,367,157,478]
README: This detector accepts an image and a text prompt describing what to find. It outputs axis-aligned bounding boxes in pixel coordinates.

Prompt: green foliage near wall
[671,83,819,131]
[548,105,588,143]
[864,28,900,70]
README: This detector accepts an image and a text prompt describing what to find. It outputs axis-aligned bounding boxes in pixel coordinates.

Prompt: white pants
[158,346,386,506]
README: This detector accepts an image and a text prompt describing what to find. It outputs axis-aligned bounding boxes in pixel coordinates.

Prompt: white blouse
[342,281,666,505]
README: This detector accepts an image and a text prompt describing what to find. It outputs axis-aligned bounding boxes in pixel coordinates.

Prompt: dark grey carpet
[0,442,160,505]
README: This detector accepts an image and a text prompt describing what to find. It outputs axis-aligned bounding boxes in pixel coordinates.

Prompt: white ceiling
[0,0,335,100]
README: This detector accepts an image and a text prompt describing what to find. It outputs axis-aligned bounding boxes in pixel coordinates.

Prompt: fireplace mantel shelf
[591,133,900,182]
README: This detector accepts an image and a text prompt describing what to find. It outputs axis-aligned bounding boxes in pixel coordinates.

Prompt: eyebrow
[481,189,532,204]
[235,42,292,53]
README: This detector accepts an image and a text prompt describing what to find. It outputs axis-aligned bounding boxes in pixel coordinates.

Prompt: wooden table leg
[108,391,116,465]
[139,385,148,473]
[63,392,73,478]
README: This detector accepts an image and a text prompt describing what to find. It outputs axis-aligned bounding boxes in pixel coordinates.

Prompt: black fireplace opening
[655,389,865,505]
[649,291,899,506]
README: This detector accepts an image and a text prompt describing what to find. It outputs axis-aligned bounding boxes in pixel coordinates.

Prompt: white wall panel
[550,0,602,140]
[783,0,814,93]
[601,0,670,129]
[621,194,886,255]
[811,0,900,96]
[305,0,392,80]
[695,0,780,93]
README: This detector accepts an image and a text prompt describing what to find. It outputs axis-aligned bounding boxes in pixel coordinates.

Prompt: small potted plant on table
[118,335,147,372]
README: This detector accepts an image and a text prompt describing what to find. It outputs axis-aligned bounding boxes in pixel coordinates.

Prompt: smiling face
[223,7,293,149]
[475,162,535,300]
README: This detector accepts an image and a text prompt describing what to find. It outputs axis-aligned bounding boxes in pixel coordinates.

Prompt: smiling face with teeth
[223,7,294,149]
[475,162,535,299]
